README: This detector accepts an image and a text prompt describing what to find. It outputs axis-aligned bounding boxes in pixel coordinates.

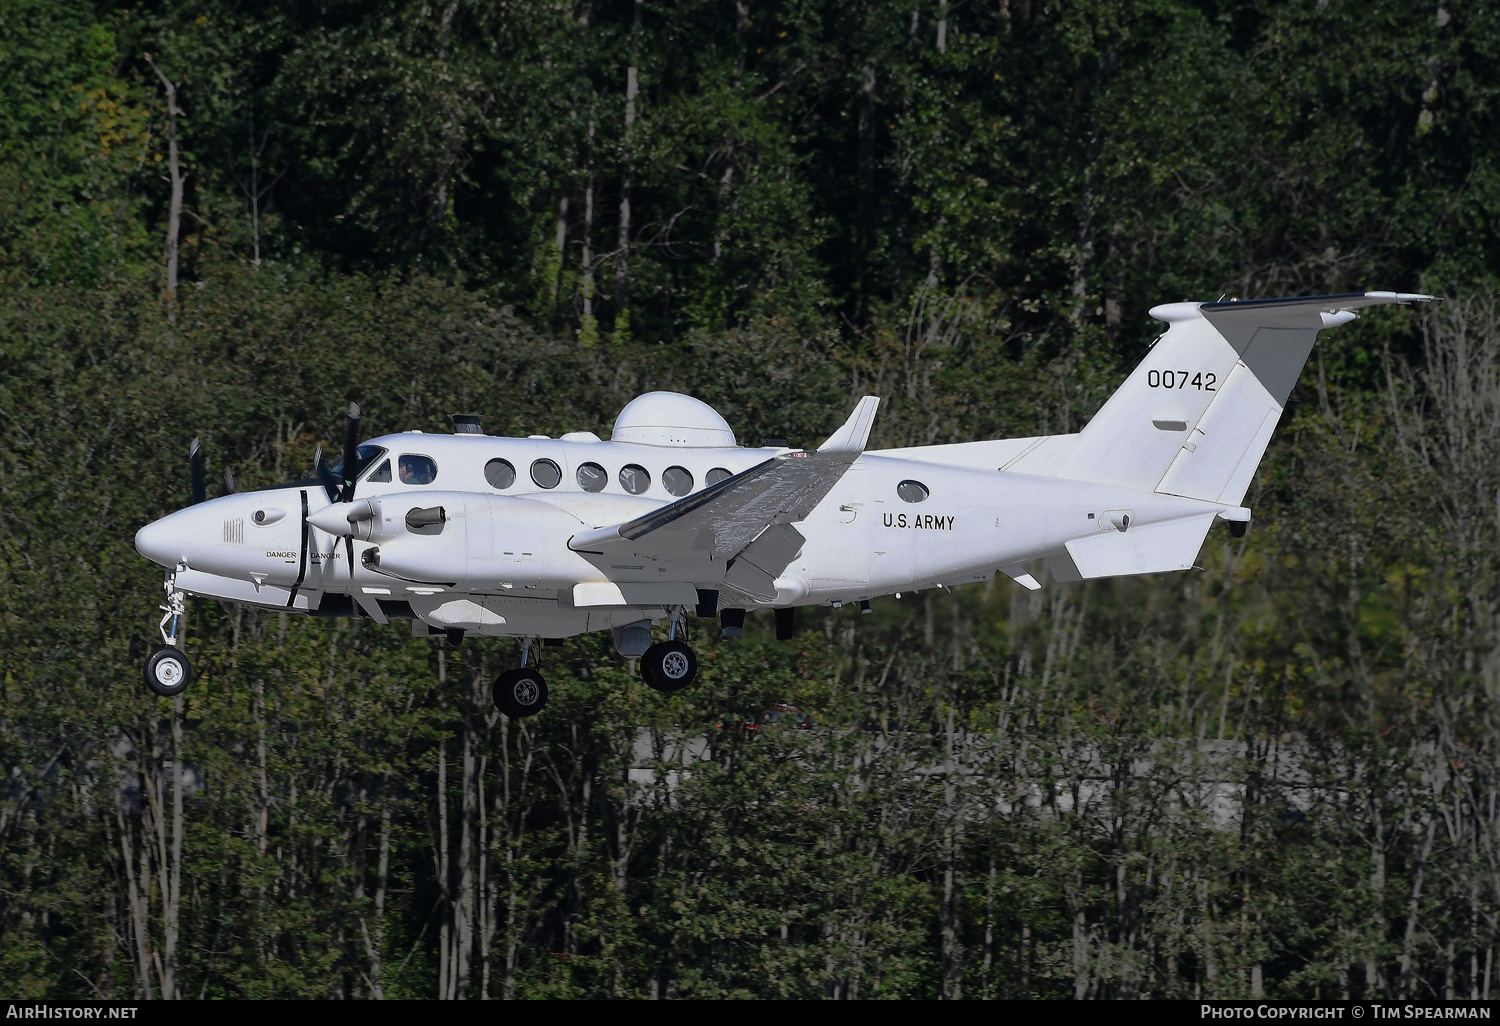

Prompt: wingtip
[1364,291,1439,303]
[817,395,882,454]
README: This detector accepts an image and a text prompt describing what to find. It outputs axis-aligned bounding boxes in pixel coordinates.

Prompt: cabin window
[366,459,392,483]
[577,462,608,492]
[484,458,516,490]
[530,458,562,489]
[619,464,651,495]
[663,466,694,497]
[398,454,438,485]
[705,467,732,486]
[897,479,929,503]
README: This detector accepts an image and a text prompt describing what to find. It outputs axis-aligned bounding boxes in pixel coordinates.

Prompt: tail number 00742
[1147,369,1216,391]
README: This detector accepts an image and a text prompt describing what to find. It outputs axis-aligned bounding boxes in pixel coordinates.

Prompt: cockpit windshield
[327,445,388,482]
[321,444,388,499]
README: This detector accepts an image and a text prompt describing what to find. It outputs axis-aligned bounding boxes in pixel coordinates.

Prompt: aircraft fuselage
[136,427,1229,640]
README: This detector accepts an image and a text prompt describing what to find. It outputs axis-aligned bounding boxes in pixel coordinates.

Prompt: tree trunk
[113,792,154,999]
[1399,817,1437,997]
[857,64,876,269]
[551,193,569,307]
[940,703,963,999]
[164,694,184,999]
[453,653,481,999]
[614,0,642,340]
[579,122,597,346]
[437,737,451,999]
[144,55,185,312]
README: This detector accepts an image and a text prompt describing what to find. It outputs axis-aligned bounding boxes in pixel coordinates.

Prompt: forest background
[4,0,1500,1001]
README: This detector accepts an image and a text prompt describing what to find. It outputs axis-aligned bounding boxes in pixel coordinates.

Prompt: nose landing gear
[145,570,192,697]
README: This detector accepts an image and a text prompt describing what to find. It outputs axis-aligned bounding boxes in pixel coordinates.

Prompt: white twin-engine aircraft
[135,292,1432,715]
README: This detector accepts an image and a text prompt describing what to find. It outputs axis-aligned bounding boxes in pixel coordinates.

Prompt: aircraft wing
[569,396,879,601]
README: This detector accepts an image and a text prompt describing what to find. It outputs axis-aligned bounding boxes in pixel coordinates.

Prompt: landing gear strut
[493,638,548,718]
[145,569,192,697]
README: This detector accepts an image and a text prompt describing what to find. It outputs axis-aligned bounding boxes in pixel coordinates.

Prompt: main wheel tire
[144,647,192,697]
[493,667,548,718]
[641,640,697,693]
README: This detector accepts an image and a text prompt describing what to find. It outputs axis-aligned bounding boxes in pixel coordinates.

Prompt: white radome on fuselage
[135,293,1436,643]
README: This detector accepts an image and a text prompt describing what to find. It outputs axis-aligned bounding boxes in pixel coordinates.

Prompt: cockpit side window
[398,454,438,485]
[366,459,392,483]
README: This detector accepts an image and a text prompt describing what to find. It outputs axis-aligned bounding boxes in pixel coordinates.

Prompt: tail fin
[1054,292,1434,503]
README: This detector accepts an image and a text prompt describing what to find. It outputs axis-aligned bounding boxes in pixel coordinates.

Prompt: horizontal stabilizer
[1060,514,1217,580]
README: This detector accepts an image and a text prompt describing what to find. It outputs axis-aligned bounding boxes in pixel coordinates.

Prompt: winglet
[817,396,880,455]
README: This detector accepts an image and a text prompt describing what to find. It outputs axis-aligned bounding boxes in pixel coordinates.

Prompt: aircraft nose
[135,514,187,568]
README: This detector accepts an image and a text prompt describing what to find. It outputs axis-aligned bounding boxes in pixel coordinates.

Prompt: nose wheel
[641,640,697,693]
[145,647,192,697]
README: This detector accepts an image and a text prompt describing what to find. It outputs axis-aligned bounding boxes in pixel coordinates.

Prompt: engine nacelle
[342,491,580,589]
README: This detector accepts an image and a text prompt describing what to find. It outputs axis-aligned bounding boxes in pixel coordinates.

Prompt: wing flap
[721,523,807,601]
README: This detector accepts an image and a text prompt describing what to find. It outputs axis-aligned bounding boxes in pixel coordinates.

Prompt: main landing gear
[640,608,699,693]
[493,638,548,718]
[144,570,192,698]
[641,640,697,693]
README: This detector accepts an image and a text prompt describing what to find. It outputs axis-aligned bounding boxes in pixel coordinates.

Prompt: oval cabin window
[398,454,438,485]
[484,458,516,490]
[530,459,562,489]
[577,462,608,492]
[897,479,929,503]
[663,466,694,497]
[619,464,651,495]
[705,467,732,486]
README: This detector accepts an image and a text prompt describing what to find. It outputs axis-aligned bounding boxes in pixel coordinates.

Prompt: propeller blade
[190,437,206,504]
[223,467,237,495]
[340,402,361,503]
[312,443,323,474]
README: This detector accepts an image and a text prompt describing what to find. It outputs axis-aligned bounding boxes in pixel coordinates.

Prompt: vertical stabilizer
[1053,293,1434,504]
